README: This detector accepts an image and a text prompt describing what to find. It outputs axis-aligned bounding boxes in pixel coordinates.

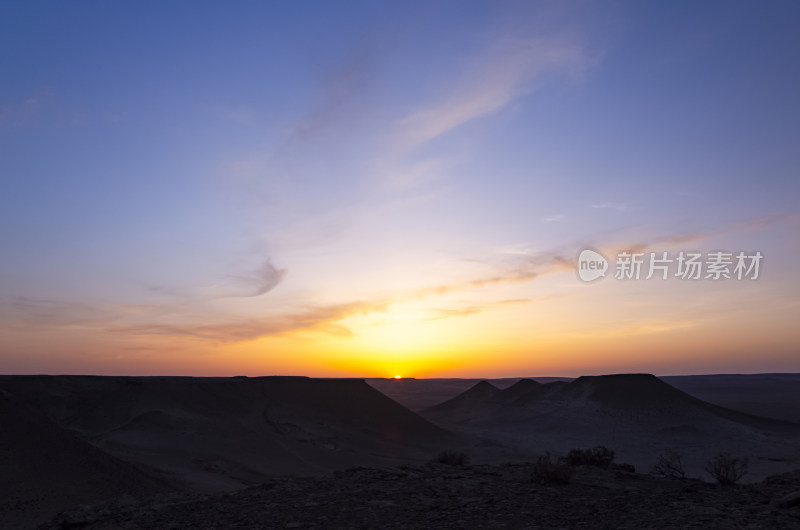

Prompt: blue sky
[1,1,798,376]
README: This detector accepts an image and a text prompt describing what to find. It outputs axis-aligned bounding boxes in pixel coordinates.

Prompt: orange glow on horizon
[4,263,796,378]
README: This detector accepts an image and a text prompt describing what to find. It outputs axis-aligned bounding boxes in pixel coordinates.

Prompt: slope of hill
[426,374,799,429]
[366,377,572,411]
[0,376,458,495]
[664,374,800,423]
[422,374,800,481]
[0,388,173,529]
[500,378,542,402]
[425,379,549,423]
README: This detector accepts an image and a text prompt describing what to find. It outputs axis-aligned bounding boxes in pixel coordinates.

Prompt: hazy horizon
[2,1,799,378]
[3,371,799,381]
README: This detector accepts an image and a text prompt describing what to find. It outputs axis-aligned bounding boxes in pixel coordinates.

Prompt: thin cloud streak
[591,202,627,211]
[113,252,572,343]
[425,298,531,321]
[147,258,287,301]
[113,300,393,342]
[392,36,586,152]
[30,213,789,344]
[219,259,288,298]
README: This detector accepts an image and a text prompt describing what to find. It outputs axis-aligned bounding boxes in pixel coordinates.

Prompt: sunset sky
[1,1,798,378]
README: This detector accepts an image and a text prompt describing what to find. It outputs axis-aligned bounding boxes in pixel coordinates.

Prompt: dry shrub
[532,453,571,484]
[651,450,686,478]
[704,452,748,485]
[562,446,615,468]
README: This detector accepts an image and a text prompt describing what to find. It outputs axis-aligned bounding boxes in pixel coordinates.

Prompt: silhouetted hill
[423,381,501,423]
[0,388,172,528]
[422,373,800,479]
[567,373,680,405]
[0,376,459,508]
[426,373,797,430]
[665,373,800,423]
[428,380,499,408]
[498,378,541,403]
[563,374,799,432]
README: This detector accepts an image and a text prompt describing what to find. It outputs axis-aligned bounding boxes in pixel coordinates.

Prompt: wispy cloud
[114,294,534,343]
[114,299,393,342]
[393,35,586,152]
[0,296,113,328]
[24,209,787,346]
[146,258,287,301]
[214,45,374,143]
[409,253,573,297]
[728,213,800,233]
[109,230,583,344]
[109,249,576,343]
[544,214,566,222]
[425,298,530,321]
[216,259,287,298]
[609,214,799,255]
[289,46,374,141]
[591,202,627,211]
[379,156,452,190]
[104,229,716,343]
[616,233,710,255]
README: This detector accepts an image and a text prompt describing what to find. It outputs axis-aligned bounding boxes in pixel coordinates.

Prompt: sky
[1,1,798,378]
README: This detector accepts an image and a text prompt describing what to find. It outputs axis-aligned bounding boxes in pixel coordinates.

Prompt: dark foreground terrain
[44,463,800,529]
[3,373,800,528]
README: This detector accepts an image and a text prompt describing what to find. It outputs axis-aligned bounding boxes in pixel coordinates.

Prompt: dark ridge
[509,379,568,405]
[498,378,542,403]
[249,375,312,381]
[0,376,452,443]
[460,380,501,399]
[569,373,678,406]
[250,377,453,440]
[467,380,500,392]
[0,373,472,516]
[564,374,800,432]
[424,380,500,413]
[0,388,172,528]
[501,378,540,395]
[544,380,569,390]
[424,373,800,435]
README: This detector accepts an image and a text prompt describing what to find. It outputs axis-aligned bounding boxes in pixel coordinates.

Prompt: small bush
[532,453,571,484]
[432,450,469,466]
[704,452,748,486]
[562,446,616,468]
[652,450,686,479]
[613,462,635,473]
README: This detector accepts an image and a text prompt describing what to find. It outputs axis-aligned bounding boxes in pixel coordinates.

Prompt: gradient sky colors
[1,1,799,377]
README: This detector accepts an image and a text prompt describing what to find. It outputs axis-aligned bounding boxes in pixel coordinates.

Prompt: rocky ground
[42,463,800,529]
